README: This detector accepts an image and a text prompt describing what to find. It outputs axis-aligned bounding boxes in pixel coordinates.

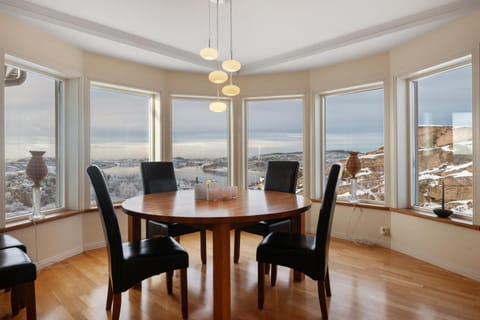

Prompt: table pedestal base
[212,223,231,320]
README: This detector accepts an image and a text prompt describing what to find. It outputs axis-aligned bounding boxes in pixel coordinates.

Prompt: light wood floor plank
[1,233,479,319]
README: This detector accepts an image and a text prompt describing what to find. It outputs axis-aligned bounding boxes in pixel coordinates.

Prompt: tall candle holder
[433,180,453,218]
[26,151,48,221]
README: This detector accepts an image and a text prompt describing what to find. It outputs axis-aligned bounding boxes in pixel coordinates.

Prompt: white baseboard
[83,240,106,251]
[391,243,480,282]
[35,241,106,270]
[332,231,390,248]
[36,247,84,270]
[334,232,480,281]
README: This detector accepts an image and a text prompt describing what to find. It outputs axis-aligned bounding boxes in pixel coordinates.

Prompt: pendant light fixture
[201,0,240,111]
[209,100,228,112]
[209,69,228,84]
[200,0,218,61]
[222,76,240,96]
[209,85,227,112]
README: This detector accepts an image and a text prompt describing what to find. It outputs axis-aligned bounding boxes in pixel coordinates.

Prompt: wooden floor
[1,232,479,320]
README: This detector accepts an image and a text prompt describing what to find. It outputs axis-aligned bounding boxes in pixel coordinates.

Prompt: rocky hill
[334,125,472,213]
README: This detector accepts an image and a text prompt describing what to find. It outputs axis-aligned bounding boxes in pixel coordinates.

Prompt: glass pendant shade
[222,59,241,72]
[209,100,227,112]
[222,84,240,96]
[200,47,219,60]
[209,70,228,84]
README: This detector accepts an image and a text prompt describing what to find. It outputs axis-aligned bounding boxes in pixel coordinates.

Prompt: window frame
[243,95,305,192]
[3,61,65,222]
[170,95,233,188]
[319,82,385,205]
[407,57,474,220]
[89,81,157,205]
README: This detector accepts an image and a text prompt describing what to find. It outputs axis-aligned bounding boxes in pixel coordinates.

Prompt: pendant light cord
[216,0,219,53]
[230,0,233,60]
[215,1,221,71]
[207,0,211,48]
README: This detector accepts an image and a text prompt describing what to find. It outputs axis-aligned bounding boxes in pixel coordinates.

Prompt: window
[171,97,230,189]
[246,98,303,192]
[90,84,152,203]
[4,65,63,219]
[409,63,472,217]
[323,86,384,202]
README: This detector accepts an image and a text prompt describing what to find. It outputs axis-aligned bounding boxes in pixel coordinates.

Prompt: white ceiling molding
[0,0,214,69]
[0,0,479,74]
[241,0,480,73]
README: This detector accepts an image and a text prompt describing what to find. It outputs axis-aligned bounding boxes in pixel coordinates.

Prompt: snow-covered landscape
[4,126,472,218]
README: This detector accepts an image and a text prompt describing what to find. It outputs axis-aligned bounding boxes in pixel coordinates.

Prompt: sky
[417,65,472,126]
[171,98,304,158]
[246,99,303,157]
[90,86,150,160]
[172,98,228,158]
[325,88,384,152]
[4,64,473,160]
[5,71,56,160]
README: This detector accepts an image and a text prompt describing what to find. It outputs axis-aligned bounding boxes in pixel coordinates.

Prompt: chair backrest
[315,163,343,277]
[264,161,299,193]
[141,161,178,194]
[86,165,124,281]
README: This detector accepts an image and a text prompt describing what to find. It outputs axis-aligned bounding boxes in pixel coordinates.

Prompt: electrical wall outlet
[380,226,390,236]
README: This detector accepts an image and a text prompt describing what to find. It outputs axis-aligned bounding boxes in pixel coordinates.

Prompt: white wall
[1,11,479,281]
[391,213,480,280]
[330,205,391,248]
[0,13,82,77]
[8,208,129,269]
[387,9,480,281]
[8,216,84,269]
[308,10,480,281]
[82,208,129,251]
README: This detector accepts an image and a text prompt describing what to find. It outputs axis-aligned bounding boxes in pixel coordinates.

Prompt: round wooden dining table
[122,189,312,320]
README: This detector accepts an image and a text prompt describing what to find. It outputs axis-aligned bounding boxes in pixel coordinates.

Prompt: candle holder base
[29,185,44,221]
[349,177,359,203]
[433,208,453,218]
[29,213,45,222]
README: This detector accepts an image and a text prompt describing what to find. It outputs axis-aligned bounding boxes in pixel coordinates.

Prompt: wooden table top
[121,189,312,225]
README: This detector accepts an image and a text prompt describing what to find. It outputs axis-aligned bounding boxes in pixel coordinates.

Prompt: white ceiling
[1,0,479,75]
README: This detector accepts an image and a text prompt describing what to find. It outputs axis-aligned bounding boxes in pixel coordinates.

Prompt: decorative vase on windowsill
[345,151,361,203]
[26,150,48,221]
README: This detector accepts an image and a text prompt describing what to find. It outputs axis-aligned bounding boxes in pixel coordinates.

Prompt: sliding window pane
[411,64,472,216]
[4,66,61,219]
[90,85,151,203]
[172,98,229,189]
[324,88,384,202]
[246,98,303,192]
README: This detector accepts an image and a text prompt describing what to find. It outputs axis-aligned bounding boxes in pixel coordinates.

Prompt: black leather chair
[141,161,207,264]
[0,234,29,311]
[256,163,342,319]
[87,165,189,320]
[0,247,37,319]
[234,161,299,264]
[0,234,27,253]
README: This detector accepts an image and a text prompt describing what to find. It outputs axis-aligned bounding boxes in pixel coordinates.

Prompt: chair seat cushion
[119,236,189,292]
[241,218,291,236]
[0,234,27,252]
[148,220,200,238]
[256,232,320,280]
[0,248,36,288]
